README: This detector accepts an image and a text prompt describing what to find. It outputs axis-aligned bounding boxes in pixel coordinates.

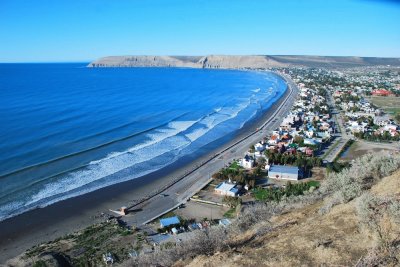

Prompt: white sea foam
[184,99,253,143]
[19,121,199,212]
[185,126,209,142]
[89,120,197,165]
[0,87,281,221]
[252,88,261,93]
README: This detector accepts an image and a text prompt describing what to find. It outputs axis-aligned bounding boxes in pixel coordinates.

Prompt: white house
[254,142,266,152]
[241,154,255,169]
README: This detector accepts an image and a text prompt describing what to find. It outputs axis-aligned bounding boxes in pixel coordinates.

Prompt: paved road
[322,91,350,163]
[122,73,299,226]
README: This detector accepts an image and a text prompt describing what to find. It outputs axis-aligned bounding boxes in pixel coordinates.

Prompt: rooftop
[269,165,299,175]
[160,216,180,227]
[215,182,238,194]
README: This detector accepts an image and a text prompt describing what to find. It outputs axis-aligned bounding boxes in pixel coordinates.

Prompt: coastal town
[3,1,400,265]
[16,65,400,266]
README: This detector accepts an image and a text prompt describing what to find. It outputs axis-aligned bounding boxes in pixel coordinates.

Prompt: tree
[257,157,266,166]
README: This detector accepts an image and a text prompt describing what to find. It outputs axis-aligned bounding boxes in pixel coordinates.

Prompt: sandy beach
[0,71,298,263]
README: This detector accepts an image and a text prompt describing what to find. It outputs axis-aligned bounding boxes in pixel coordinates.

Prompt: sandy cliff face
[87,55,287,68]
[87,55,201,68]
[197,55,286,68]
[88,55,400,69]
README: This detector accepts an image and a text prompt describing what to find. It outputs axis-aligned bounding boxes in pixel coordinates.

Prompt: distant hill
[88,55,400,69]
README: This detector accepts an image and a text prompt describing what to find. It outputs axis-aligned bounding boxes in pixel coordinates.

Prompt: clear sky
[0,0,399,62]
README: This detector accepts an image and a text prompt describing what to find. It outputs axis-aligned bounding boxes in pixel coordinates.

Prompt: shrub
[321,152,400,212]
[135,226,228,266]
[356,193,400,240]
[356,193,400,266]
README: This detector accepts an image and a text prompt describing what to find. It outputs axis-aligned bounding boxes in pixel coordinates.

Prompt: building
[160,216,180,228]
[268,165,301,180]
[254,142,266,152]
[241,154,254,169]
[219,218,232,227]
[214,182,239,197]
[371,89,393,96]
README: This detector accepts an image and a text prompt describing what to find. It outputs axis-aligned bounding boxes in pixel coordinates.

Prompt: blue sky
[0,0,399,62]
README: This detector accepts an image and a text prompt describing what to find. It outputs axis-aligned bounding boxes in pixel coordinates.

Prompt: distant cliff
[88,55,400,69]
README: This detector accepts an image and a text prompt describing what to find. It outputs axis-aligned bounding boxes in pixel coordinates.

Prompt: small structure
[214,182,239,197]
[219,218,232,227]
[171,227,178,235]
[160,216,180,228]
[103,252,114,265]
[241,154,255,169]
[109,206,127,216]
[268,165,301,180]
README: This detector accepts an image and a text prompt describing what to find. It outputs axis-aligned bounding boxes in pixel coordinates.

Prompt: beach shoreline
[0,71,297,263]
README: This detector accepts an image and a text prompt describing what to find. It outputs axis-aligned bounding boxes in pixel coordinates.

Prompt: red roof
[371,89,393,96]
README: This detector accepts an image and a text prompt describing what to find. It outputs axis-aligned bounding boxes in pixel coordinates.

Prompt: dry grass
[181,170,400,267]
[367,96,400,109]
[367,96,400,121]
[341,141,398,161]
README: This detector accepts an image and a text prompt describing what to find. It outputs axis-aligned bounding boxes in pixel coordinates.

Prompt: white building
[268,165,302,181]
[214,182,239,197]
[241,154,255,169]
[254,142,266,152]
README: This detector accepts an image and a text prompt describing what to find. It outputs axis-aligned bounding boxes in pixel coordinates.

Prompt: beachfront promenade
[123,72,299,226]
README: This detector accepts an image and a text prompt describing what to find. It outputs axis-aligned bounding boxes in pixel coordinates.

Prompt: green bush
[253,181,320,202]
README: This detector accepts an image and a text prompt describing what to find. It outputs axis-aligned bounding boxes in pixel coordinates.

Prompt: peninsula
[88,55,400,69]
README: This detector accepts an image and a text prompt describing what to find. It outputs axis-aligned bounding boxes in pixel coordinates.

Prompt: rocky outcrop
[88,55,400,69]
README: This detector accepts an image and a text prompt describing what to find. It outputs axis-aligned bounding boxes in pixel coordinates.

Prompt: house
[374,115,391,126]
[305,147,314,156]
[214,182,239,197]
[268,134,279,145]
[268,165,301,180]
[241,154,254,169]
[304,138,318,146]
[371,89,393,96]
[333,91,343,98]
[254,142,266,152]
[160,216,180,228]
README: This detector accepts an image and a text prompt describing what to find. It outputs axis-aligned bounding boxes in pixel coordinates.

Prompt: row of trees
[212,165,261,189]
[264,150,323,168]
[354,131,400,142]
[253,180,320,202]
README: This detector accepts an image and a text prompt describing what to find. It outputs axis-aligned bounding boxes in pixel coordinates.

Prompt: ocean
[0,64,287,221]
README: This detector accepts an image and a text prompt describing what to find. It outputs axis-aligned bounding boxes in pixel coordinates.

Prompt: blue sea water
[0,64,287,221]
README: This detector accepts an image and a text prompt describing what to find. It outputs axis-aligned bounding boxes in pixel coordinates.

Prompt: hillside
[130,152,400,266]
[4,153,400,267]
[178,169,400,267]
[87,55,400,69]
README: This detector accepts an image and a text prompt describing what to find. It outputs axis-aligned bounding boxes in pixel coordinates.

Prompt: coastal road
[122,72,299,226]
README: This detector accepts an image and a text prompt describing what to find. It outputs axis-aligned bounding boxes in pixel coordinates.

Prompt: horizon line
[1,54,400,64]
